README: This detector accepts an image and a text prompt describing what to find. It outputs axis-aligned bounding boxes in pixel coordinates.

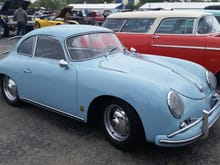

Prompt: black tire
[101,98,144,150]
[216,73,220,93]
[1,76,21,106]
[3,27,9,37]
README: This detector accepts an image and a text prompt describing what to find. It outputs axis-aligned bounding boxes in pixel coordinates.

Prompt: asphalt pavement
[0,36,220,165]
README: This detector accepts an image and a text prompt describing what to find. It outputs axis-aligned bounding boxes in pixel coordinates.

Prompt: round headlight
[206,71,217,90]
[167,91,184,119]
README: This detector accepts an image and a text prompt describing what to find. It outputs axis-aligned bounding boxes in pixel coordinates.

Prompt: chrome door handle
[24,69,32,73]
[152,35,160,39]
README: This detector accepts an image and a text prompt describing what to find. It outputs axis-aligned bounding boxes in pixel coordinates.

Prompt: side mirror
[59,59,68,68]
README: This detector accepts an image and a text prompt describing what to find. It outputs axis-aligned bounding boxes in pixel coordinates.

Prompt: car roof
[204,9,220,16]
[107,10,212,19]
[25,25,113,40]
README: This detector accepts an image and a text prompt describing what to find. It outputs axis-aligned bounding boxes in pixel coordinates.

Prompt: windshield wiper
[105,46,118,56]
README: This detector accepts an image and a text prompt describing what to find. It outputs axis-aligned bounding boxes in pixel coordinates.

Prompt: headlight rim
[167,91,184,119]
[206,71,217,90]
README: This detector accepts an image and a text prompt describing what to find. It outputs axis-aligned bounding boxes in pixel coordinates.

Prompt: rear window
[102,19,126,32]
[102,18,155,33]
[121,18,155,33]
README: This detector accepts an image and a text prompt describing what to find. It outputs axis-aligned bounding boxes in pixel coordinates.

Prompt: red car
[102,10,220,85]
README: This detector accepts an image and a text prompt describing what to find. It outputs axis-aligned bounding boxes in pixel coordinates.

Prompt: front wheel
[1,76,21,106]
[102,98,144,150]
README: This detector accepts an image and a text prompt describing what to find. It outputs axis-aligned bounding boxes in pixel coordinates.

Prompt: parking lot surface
[0,37,220,165]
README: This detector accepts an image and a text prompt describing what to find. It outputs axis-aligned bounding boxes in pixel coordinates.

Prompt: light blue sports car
[0,25,220,150]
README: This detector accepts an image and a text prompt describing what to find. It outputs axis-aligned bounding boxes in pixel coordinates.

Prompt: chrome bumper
[156,97,220,146]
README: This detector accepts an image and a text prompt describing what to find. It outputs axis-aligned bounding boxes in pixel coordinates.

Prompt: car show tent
[139,2,220,10]
[67,3,124,10]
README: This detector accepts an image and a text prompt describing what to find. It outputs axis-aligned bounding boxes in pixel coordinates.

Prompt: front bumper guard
[155,98,220,147]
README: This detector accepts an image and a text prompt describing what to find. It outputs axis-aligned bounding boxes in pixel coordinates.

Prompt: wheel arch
[87,95,146,137]
[0,73,5,87]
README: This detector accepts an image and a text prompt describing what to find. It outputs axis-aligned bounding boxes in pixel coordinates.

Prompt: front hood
[0,0,30,15]
[99,53,208,99]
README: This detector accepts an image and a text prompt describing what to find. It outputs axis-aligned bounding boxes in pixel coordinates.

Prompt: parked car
[102,10,220,85]
[34,15,78,29]
[55,5,96,25]
[0,25,220,150]
[94,12,105,26]
[7,15,35,32]
[0,0,35,36]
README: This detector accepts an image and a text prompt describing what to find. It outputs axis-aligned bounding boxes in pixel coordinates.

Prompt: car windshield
[66,32,124,61]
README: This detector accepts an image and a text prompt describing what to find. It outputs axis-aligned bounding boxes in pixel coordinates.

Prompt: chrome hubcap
[104,104,130,141]
[3,76,17,101]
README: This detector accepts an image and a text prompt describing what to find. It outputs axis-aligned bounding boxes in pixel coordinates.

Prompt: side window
[197,16,211,34]
[17,36,35,56]
[156,18,194,34]
[121,18,155,33]
[197,15,220,34]
[35,36,65,60]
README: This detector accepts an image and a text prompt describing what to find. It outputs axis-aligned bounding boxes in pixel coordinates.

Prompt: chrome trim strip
[152,44,220,51]
[171,69,204,93]
[167,99,220,138]
[202,110,209,138]
[22,97,84,121]
[152,44,205,50]
[132,53,204,95]
[206,47,220,51]
[168,117,202,138]
[160,133,203,144]
[9,36,23,40]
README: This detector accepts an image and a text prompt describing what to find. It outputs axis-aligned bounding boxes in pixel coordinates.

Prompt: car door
[22,35,77,116]
[150,18,205,65]
[202,15,220,74]
[205,35,220,73]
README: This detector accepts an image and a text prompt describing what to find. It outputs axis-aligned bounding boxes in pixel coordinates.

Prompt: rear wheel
[102,98,144,150]
[1,76,21,106]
